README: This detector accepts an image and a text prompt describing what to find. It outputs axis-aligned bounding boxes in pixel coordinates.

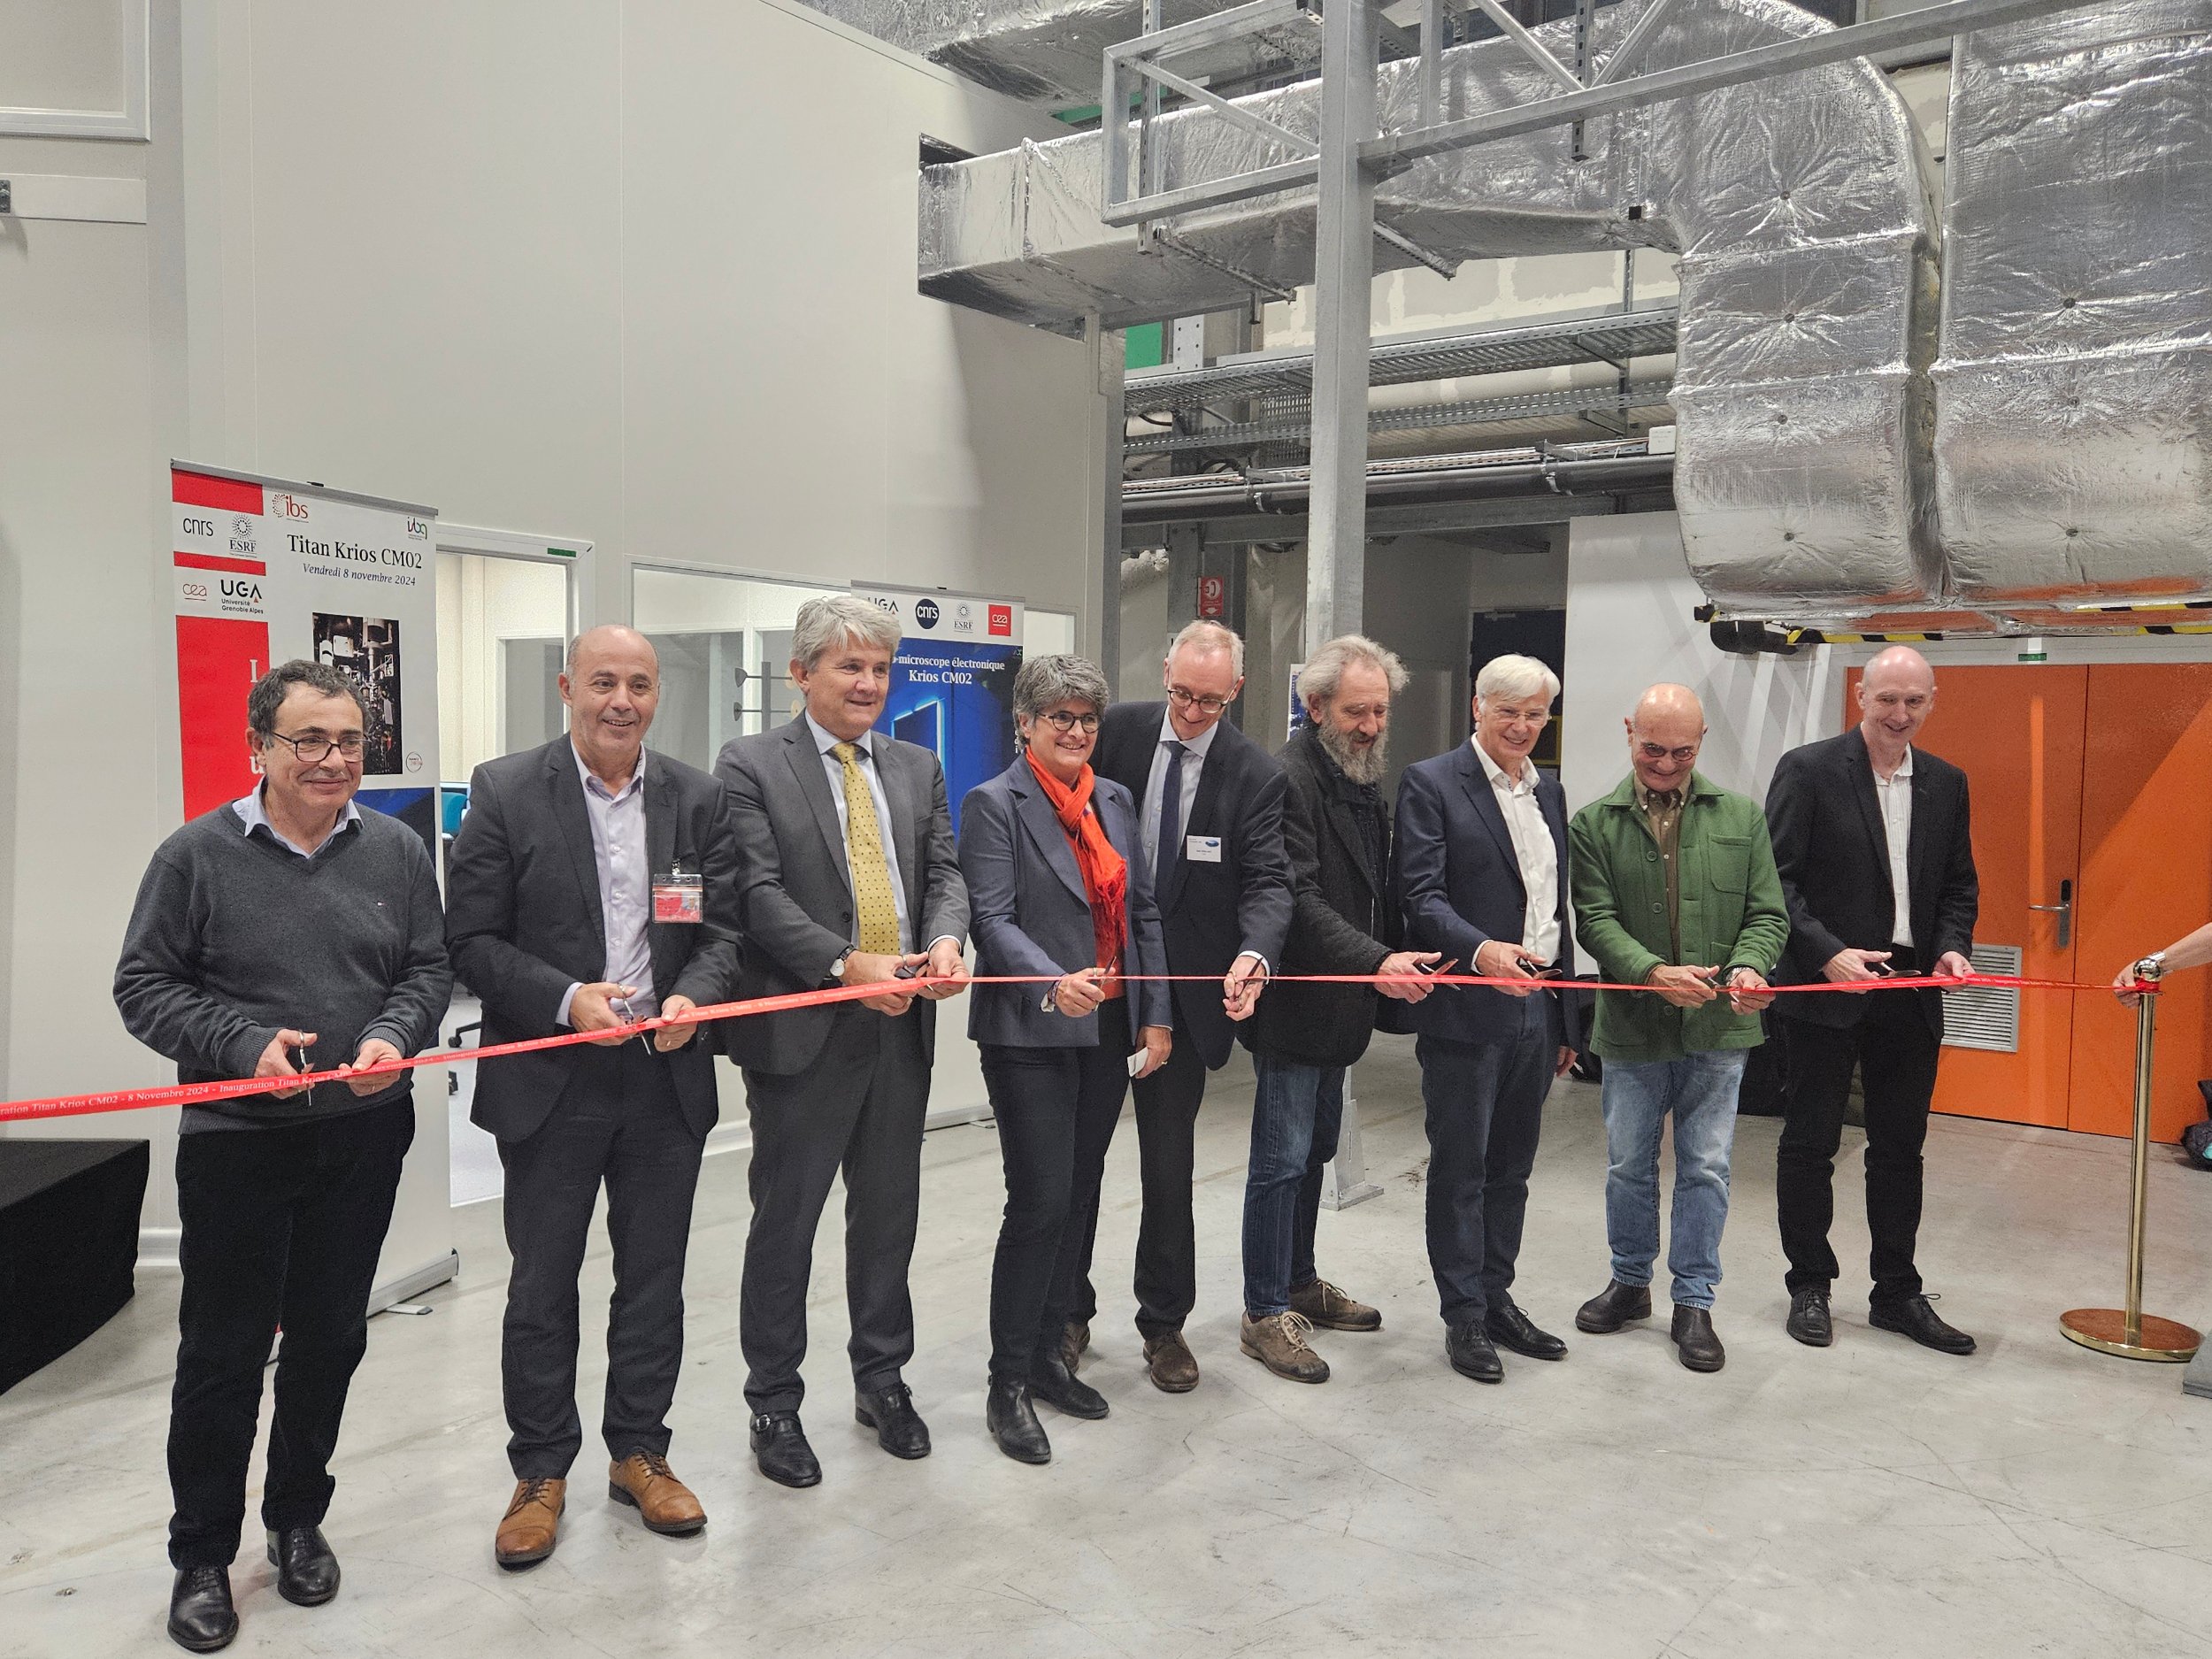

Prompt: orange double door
[1839,663,2212,1142]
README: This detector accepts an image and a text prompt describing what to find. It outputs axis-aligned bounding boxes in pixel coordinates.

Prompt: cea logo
[915,598,941,630]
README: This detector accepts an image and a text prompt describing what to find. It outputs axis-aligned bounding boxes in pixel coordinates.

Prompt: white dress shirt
[1472,738,1562,965]
[1140,708,1218,874]
[560,742,657,1025]
[1871,744,1915,948]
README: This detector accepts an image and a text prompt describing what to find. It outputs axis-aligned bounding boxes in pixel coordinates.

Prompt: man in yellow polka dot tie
[713,596,972,1490]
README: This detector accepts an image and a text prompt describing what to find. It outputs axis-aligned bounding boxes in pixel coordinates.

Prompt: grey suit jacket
[445,737,742,1142]
[960,755,1170,1048]
[713,717,969,1076]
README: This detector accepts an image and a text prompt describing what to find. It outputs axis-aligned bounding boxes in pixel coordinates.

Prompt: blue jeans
[1241,1056,1345,1317]
[1600,1051,1747,1310]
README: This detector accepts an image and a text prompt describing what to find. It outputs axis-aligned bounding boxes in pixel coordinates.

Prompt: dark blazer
[1242,723,1401,1069]
[445,737,743,1141]
[1394,741,1582,1051]
[959,756,1171,1048]
[1764,726,1978,1035]
[713,718,969,1076]
[1092,701,1294,1070]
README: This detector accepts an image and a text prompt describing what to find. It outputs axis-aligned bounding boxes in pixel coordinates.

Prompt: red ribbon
[0,970,2151,1126]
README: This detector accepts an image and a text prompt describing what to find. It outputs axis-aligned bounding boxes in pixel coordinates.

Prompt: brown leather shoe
[608,1451,707,1535]
[1288,1277,1382,1332]
[1142,1330,1200,1393]
[1240,1311,1330,1383]
[1060,1320,1089,1373]
[495,1477,565,1568]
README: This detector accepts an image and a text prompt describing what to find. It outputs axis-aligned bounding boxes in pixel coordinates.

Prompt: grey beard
[1316,719,1387,786]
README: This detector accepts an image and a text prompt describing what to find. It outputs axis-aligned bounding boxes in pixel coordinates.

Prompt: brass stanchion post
[2060,958,2203,1362]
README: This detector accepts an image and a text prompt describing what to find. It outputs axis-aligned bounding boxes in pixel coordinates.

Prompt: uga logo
[220,578,263,603]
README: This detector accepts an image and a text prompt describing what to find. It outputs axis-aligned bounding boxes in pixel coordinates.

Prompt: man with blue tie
[1393,655,1581,1384]
[1072,621,1292,1392]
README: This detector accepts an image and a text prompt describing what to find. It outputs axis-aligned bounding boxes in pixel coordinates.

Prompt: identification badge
[652,861,703,924]
[1186,834,1224,864]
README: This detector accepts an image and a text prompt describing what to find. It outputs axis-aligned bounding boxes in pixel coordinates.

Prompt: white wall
[1562,513,1846,816]
[0,1,1107,1244]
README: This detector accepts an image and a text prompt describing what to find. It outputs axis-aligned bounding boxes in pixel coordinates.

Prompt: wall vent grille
[1942,944,2023,1054]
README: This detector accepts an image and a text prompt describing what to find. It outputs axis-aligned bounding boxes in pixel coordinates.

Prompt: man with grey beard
[1238,635,1440,1384]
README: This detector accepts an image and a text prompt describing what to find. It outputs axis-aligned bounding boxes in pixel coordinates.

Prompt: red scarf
[1025,749,1128,981]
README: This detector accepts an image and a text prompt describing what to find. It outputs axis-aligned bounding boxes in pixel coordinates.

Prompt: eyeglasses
[1167,687,1233,715]
[1036,710,1101,734]
[265,732,365,764]
[1636,741,1700,764]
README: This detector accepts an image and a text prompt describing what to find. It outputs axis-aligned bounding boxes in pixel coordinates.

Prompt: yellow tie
[834,741,902,956]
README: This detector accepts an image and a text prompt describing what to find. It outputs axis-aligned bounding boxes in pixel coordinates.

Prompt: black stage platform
[0,1139,149,1394]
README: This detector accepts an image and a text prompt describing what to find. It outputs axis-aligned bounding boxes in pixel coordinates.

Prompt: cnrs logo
[915,598,941,630]
[270,493,311,520]
[180,516,216,537]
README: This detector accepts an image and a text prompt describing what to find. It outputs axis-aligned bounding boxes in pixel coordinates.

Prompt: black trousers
[979,1035,1130,1384]
[497,1041,704,1478]
[739,1003,931,1414]
[1776,974,1944,1305]
[1416,995,1558,1329]
[167,1094,413,1569]
[1070,1027,1206,1339]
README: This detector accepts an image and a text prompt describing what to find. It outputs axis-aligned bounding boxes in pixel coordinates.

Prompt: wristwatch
[828,948,856,982]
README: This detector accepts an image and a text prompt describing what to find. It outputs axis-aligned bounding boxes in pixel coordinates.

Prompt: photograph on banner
[851,582,1023,833]
[170,466,441,849]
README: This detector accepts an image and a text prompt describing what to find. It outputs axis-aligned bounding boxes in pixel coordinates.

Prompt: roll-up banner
[852,583,1024,833]
[170,465,442,849]
[168,464,452,1310]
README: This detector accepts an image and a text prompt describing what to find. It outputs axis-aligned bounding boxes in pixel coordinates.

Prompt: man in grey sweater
[115,660,451,1655]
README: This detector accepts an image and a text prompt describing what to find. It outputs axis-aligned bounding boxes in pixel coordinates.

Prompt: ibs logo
[270,493,311,521]
[915,598,941,631]
[987,603,1013,637]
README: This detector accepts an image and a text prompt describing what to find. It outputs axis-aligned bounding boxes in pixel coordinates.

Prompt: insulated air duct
[919,0,1944,615]
[1932,0,2212,607]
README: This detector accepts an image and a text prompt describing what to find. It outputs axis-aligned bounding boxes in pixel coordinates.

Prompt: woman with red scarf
[959,655,1171,1464]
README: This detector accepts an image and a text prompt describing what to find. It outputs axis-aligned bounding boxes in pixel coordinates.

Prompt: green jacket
[1568,771,1790,1063]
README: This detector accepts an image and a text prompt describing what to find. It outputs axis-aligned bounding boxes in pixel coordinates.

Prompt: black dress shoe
[265,1525,340,1607]
[1027,1356,1109,1419]
[855,1384,932,1460]
[1671,1306,1726,1372]
[1445,1324,1504,1383]
[749,1410,823,1488]
[1575,1279,1653,1334]
[166,1566,236,1653]
[1786,1286,1833,1348]
[987,1379,1051,1464]
[1486,1302,1567,1360]
[1870,1294,1977,1356]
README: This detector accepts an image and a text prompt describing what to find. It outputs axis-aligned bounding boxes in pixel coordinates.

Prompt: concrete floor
[4,1035,2210,1658]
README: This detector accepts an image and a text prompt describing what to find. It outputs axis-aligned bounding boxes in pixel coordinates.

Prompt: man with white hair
[1068,620,1292,1394]
[1568,684,1789,1373]
[1238,635,1441,1384]
[1765,646,1978,1356]
[1394,655,1581,1383]
[714,594,972,1486]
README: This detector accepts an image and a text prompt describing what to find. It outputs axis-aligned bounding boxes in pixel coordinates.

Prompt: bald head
[562,625,660,783]
[1625,683,1707,793]
[1858,645,1935,764]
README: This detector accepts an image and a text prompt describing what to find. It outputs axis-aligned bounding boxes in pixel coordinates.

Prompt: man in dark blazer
[1394,655,1582,1386]
[1066,621,1292,1393]
[446,626,741,1568]
[1239,635,1440,1385]
[714,595,969,1489]
[1765,646,1979,1356]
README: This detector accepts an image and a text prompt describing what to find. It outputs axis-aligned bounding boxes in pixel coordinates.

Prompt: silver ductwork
[919,0,1944,615]
[1933,0,2212,608]
[797,0,1315,104]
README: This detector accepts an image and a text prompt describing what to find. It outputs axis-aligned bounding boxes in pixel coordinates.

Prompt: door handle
[2028,878,2073,950]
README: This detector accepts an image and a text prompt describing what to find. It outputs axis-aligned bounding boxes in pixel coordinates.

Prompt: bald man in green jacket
[1566,684,1789,1373]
